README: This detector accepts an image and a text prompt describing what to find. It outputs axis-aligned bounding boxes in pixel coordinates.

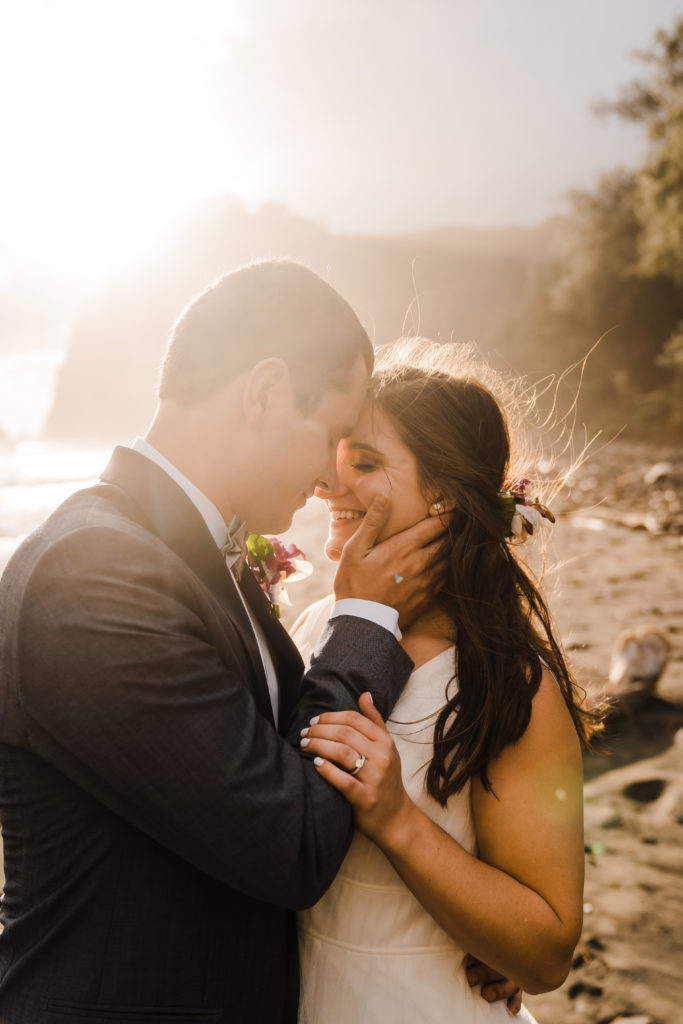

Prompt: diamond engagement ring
[350,754,366,776]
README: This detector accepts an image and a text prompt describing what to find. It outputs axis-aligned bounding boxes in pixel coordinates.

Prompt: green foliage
[247,534,274,560]
[658,321,683,369]
[610,19,683,285]
[656,321,683,435]
[512,16,683,439]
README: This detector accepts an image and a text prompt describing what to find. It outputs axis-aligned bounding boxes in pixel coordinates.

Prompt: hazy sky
[1,0,681,288]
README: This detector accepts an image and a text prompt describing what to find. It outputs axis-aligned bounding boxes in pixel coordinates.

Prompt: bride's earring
[429,501,444,516]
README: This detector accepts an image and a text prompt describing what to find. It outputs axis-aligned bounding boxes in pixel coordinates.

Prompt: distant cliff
[44,198,566,441]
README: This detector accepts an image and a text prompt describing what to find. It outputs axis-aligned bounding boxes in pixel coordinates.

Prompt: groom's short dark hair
[158,259,373,408]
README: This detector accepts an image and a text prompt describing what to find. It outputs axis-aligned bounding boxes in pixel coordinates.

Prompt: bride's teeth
[332,510,364,520]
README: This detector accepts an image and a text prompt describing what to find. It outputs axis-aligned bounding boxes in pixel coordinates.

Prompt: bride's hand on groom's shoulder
[333,495,448,627]
[301,693,418,847]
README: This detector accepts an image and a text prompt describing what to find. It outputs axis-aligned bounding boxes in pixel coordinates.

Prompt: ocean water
[0,349,65,441]
[0,350,111,568]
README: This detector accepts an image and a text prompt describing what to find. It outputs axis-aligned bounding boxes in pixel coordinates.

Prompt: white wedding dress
[293,595,539,1024]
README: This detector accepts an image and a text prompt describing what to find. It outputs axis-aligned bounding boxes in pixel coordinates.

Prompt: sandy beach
[1,439,681,1023]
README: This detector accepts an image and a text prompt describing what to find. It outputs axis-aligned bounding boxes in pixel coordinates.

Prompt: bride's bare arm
[301,671,584,995]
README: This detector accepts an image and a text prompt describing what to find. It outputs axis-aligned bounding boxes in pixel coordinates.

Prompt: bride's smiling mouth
[328,507,366,521]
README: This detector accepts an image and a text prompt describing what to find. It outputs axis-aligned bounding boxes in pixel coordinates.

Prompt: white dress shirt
[130,438,401,725]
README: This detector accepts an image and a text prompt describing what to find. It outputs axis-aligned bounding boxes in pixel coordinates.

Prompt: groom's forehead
[313,366,370,429]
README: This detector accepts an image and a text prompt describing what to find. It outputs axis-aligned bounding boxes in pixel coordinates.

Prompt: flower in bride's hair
[499,478,555,543]
[247,534,313,618]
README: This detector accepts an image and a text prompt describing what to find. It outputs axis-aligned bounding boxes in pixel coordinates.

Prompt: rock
[622,779,667,804]
[644,461,674,485]
[568,981,603,999]
[571,936,607,968]
[43,201,568,441]
[601,814,624,829]
[605,626,670,714]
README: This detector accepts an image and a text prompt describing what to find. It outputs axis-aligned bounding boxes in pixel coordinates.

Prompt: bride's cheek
[357,479,390,506]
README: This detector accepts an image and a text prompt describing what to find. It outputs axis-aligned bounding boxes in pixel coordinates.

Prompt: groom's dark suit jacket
[0,446,412,1023]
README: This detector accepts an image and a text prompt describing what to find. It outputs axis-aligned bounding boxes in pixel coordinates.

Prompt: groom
[0,261,446,1022]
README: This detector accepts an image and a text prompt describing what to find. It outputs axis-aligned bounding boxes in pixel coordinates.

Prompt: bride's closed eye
[340,440,385,474]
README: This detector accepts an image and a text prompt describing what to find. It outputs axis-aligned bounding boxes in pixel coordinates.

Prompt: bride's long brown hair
[371,339,602,804]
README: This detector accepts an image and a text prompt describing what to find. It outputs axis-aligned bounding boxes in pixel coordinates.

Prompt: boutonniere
[246,534,313,618]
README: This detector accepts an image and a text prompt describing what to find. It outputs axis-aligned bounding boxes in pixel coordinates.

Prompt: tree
[548,170,683,393]
[597,17,683,285]
[508,16,683,438]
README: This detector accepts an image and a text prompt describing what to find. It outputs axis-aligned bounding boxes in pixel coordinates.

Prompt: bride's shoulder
[522,665,582,760]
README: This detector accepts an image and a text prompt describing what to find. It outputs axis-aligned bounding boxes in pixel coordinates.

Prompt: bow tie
[221,514,249,580]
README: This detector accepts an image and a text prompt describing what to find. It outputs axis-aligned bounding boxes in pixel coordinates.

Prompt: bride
[292,340,601,1023]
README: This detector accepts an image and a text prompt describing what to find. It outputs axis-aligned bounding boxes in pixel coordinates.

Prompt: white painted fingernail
[313,757,324,766]
[367,692,374,705]
[300,727,309,737]
[300,737,310,748]
[310,715,320,726]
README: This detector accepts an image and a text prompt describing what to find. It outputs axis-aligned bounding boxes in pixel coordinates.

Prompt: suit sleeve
[17,526,413,908]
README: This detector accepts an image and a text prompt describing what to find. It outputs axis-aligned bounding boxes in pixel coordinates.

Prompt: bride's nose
[315,476,344,499]
[315,444,351,498]
[314,469,350,500]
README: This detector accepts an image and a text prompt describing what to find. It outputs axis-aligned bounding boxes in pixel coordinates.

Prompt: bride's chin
[324,519,364,562]
[323,538,343,562]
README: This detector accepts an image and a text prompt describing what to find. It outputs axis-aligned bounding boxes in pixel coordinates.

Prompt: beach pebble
[644,461,674,485]
[601,814,624,829]
[605,626,669,714]
[568,981,603,999]
[571,936,607,968]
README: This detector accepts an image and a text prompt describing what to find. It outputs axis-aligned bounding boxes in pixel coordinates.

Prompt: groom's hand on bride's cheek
[333,497,447,625]
[464,955,523,1016]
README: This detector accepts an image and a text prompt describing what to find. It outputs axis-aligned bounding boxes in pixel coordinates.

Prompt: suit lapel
[238,566,305,731]
[98,446,276,724]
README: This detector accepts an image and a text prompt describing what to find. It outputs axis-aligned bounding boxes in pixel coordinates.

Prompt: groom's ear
[242,358,292,428]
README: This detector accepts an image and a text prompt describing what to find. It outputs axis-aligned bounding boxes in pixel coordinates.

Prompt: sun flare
[0,0,254,288]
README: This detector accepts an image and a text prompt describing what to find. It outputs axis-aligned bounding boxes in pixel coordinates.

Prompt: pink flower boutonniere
[247,534,313,618]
